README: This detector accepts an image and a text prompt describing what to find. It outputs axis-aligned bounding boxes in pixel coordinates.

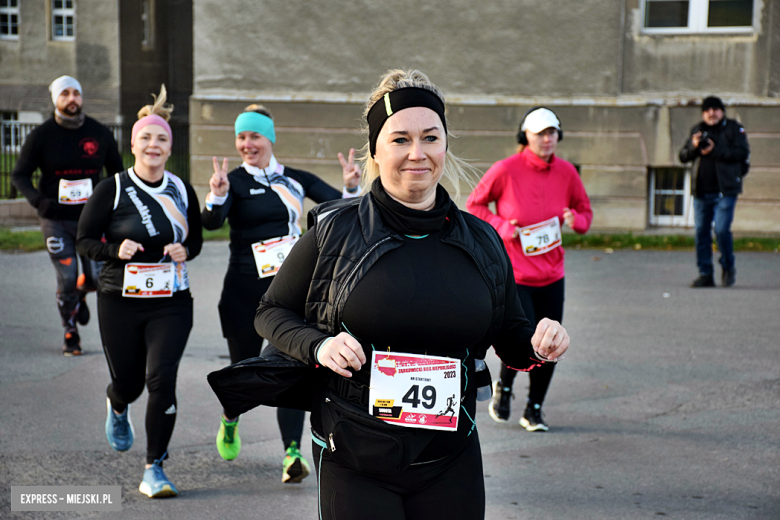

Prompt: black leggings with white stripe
[98,292,192,464]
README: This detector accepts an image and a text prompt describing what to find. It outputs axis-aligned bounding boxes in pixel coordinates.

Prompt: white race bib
[58,178,93,205]
[369,352,461,432]
[251,235,299,278]
[519,216,562,256]
[122,263,175,298]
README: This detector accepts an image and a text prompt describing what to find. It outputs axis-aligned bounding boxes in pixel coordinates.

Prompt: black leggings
[40,218,100,332]
[218,269,304,449]
[98,292,192,464]
[500,278,564,405]
[312,431,485,520]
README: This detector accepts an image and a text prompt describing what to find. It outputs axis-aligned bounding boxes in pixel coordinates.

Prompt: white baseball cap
[521,108,561,134]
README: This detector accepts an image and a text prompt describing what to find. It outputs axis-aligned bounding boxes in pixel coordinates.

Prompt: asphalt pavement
[1,242,778,519]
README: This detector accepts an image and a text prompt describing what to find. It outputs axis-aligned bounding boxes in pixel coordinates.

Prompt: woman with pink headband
[77,85,202,498]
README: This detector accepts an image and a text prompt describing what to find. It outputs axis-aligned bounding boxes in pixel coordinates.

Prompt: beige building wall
[0,0,121,122]
[191,0,780,234]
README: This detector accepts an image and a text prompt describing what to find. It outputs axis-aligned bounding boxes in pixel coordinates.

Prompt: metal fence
[0,121,189,199]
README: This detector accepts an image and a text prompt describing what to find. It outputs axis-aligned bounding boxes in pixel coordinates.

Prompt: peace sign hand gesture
[338,148,362,191]
[209,157,230,198]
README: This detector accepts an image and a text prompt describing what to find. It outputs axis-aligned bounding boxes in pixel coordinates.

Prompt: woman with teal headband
[201,103,361,483]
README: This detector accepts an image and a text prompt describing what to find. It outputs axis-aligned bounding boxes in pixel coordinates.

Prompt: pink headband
[131,115,172,146]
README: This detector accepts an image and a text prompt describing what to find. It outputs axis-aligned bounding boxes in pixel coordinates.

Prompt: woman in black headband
[253,69,571,519]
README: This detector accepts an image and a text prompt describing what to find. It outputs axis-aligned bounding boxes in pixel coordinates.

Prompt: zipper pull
[328,433,336,452]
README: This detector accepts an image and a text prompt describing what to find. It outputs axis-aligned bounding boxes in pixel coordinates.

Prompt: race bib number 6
[251,235,299,278]
[369,352,461,432]
[519,216,562,256]
[122,263,174,298]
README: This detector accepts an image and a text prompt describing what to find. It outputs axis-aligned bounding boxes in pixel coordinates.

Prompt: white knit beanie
[49,76,82,105]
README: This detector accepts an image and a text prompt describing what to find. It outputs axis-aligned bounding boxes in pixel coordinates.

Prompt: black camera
[698,131,712,149]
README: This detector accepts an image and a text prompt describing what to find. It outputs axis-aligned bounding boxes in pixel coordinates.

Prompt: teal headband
[234,112,276,143]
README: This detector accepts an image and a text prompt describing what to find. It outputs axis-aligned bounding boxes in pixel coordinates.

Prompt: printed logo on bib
[369,352,460,432]
[251,235,299,278]
[519,216,562,256]
[122,263,174,298]
[58,178,93,205]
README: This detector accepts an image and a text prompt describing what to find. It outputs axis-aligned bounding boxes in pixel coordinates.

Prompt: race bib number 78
[369,352,460,432]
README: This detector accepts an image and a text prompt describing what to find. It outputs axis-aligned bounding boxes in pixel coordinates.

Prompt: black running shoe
[488,381,513,423]
[691,275,715,288]
[62,330,82,357]
[519,403,548,432]
[76,298,90,326]
[722,269,736,288]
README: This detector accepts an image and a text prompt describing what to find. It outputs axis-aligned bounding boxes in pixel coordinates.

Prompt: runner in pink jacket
[467,107,592,431]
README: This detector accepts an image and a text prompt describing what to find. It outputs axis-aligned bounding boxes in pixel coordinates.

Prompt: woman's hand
[530,318,569,361]
[510,219,521,239]
[118,239,144,260]
[563,208,575,228]
[209,156,230,198]
[317,332,366,378]
[164,243,188,263]
[338,148,362,191]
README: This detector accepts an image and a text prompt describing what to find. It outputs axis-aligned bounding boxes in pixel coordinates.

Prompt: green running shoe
[216,416,241,461]
[282,441,310,484]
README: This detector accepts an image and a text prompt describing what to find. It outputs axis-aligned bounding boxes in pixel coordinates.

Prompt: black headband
[367,87,447,158]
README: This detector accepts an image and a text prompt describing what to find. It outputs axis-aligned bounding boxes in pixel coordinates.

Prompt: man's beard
[62,103,82,117]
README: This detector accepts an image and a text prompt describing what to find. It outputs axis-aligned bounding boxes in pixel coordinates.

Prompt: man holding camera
[679,96,750,288]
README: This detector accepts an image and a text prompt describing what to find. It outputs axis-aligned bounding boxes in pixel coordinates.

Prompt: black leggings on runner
[98,292,192,464]
[312,431,485,520]
[500,278,564,405]
[218,269,304,448]
[40,218,100,332]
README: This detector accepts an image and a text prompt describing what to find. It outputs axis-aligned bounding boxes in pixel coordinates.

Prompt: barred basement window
[648,167,693,227]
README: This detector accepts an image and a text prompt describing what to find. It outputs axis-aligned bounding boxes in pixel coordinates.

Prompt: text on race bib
[251,235,299,279]
[519,216,562,256]
[58,178,93,205]
[122,263,175,298]
[369,352,460,432]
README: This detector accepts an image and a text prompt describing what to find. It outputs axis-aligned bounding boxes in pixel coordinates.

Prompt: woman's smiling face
[374,107,446,207]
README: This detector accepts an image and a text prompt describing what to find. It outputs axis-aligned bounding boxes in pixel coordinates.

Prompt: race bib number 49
[519,216,562,256]
[251,235,299,278]
[58,178,93,205]
[122,263,174,298]
[369,352,460,432]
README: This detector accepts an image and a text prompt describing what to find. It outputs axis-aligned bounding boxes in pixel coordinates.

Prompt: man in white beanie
[12,75,124,356]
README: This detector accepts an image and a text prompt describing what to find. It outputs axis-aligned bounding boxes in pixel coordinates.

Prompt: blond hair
[359,69,478,200]
[137,84,174,121]
[244,104,273,119]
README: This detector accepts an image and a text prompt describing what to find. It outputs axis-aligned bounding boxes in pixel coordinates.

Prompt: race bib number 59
[369,352,460,432]
[58,178,93,205]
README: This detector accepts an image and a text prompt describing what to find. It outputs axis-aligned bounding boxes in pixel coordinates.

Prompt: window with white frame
[140,0,155,50]
[0,0,20,39]
[52,0,75,41]
[648,167,694,227]
[642,0,755,34]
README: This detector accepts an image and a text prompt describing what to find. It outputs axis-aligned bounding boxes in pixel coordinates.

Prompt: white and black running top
[201,155,342,275]
[76,168,203,294]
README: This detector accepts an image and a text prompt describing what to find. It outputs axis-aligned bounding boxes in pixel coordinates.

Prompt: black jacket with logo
[679,117,750,197]
[11,115,124,221]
